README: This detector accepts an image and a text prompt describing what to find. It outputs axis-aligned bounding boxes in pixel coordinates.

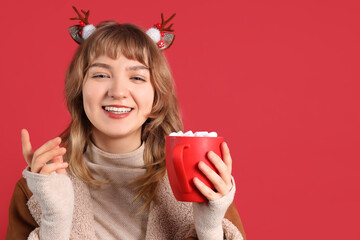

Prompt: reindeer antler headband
[68,6,176,50]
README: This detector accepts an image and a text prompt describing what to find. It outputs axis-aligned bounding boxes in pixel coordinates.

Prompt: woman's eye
[131,77,145,81]
[93,74,109,78]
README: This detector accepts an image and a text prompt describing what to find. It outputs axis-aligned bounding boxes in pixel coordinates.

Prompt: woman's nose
[107,77,129,99]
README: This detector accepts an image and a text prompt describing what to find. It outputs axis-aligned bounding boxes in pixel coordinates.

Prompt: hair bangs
[86,23,151,68]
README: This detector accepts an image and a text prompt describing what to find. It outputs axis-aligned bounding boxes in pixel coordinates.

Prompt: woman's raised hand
[21,129,74,240]
[21,129,68,175]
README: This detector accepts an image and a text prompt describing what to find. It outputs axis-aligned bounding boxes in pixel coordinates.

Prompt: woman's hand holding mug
[193,142,233,201]
[165,132,236,239]
[192,142,236,240]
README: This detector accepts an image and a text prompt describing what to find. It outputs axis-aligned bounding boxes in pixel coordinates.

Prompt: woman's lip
[103,105,133,108]
[102,107,133,119]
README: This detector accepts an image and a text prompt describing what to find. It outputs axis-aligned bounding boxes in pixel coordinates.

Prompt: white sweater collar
[84,141,145,169]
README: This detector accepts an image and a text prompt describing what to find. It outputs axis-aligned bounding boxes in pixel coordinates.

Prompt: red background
[1,0,359,239]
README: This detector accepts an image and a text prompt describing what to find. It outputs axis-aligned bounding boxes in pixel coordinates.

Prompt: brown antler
[70,6,90,25]
[157,13,176,32]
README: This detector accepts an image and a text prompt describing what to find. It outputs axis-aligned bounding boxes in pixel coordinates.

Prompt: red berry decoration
[157,40,165,48]
[160,32,165,37]
[79,30,83,36]
[79,21,85,27]
[156,23,162,29]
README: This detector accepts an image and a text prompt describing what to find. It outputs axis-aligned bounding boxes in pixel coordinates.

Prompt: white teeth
[104,106,132,114]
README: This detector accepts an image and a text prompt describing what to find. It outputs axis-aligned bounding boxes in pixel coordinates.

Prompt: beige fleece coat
[25,173,243,240]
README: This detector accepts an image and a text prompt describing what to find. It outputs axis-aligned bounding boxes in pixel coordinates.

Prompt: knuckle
[42,165,50,172]
[55,162,63,167]
[209,191,217,200]
[55,148,64,155]
[31,158,40,166]
[218,164,227,173]
[217,181,226,191]
[215,173,223,182]
[213,156,222,165]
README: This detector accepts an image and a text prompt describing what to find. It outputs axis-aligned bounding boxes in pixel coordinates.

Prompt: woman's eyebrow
[88,63,149,71]
[126,66,150,71]
[88,63,112,70]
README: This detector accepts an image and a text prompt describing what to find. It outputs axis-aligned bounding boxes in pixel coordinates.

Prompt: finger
[52,156,67,174]
[33,137,62,160]
[198,161,229,195]
[193,177,219,201]
[193,177,216,201]
[207,151,232,186]
[56,167,67,174]
[40,162,68,175]
[221,142,232,174]
[32,147,66,173]
[21,129,33,165]
[52,155,63,163]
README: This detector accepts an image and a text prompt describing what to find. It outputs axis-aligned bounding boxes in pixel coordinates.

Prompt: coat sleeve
[224,202,246,239]
[185,202,246,240]
[6,177,39,240]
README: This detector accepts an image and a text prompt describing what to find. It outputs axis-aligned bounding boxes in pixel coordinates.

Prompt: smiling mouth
[103,106,133,114]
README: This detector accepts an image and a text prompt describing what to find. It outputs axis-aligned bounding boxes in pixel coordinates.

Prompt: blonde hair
[60,21,183,211]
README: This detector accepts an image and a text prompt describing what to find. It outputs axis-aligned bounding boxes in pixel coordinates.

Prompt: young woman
[7,20,246,240]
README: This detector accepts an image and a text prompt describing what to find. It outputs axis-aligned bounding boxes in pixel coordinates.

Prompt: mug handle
[173,144,192,193]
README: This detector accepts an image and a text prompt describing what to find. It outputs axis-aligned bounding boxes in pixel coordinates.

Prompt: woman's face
[82,54,154,144]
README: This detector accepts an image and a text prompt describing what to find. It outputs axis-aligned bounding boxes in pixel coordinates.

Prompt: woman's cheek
[82,82,98,118]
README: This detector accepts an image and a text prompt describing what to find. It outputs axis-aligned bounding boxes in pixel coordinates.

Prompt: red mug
[165,136,224,202]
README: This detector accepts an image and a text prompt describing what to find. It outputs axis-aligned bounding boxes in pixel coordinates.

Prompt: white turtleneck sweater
[83,142,149,240]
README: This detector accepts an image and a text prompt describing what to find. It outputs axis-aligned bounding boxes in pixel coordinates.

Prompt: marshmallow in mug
[169,131,218,137]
